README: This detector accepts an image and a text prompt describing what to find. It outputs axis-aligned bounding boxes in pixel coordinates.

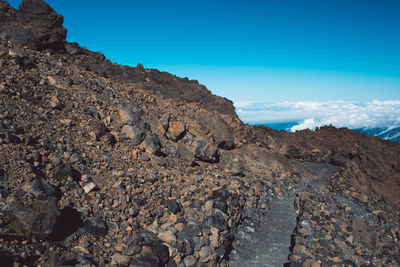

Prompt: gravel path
[229,163,339,267]
[230,196,297,267]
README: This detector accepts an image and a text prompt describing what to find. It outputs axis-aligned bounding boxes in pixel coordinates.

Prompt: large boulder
[119,103,144,125]
[142,132,162,155]
[0,0,67,51]
[192,139,218,163]
[166,120,185,141]
[188,115,234,150]
[207,116,235,149]
[122,125,146,146]
[7,198,60,240]
[18,0,67,50]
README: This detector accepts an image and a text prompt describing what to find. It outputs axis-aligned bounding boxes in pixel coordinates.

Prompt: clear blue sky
[7,0,400,103]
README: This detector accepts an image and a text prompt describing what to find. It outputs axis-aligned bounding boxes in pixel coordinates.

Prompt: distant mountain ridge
[263,122,400,143]
[355,126,400,143]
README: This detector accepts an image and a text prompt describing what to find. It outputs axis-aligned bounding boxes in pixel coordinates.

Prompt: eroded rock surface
[0,0,66,51]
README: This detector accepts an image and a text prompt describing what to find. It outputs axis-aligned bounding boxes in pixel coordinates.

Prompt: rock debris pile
[0,1,399,266]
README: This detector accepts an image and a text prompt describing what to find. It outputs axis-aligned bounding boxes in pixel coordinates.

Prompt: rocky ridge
[0,1,399,267]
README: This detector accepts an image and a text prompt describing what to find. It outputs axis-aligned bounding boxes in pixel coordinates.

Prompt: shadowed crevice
[50,206,83,241]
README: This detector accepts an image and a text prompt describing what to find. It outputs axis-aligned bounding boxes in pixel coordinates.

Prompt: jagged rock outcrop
[0,0,66,51]
[0,1,399,266]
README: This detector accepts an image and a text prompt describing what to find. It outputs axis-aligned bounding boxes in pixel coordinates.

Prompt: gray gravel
[230,196,296,267]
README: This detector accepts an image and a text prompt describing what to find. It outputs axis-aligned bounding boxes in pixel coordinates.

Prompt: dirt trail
[229,163,339,266]
[230,196,296,267]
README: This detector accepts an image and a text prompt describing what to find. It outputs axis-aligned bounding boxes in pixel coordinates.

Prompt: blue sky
[7,0,400,127]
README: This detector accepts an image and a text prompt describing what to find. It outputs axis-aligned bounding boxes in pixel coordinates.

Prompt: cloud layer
[234,100,400,132]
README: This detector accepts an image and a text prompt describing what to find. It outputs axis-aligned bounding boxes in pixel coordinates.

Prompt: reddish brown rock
[166,120,185,141]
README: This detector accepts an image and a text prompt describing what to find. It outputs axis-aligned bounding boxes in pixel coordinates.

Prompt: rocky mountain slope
[0,1,399,267]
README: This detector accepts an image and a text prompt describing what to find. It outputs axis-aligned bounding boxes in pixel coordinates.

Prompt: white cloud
[235,100,400,132]
[291,118,317,131]
[233,101,252,108]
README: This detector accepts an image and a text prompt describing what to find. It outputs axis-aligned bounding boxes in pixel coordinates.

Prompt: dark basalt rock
[119,102,144,124]
[193,139,218,163]
[184,222,202,238]
[0,5,6,21]
[203,213,226,231]
[0,168,7,182]
[148,241,170,265]
[148,69,172,85]
[211,188,229,201]
[176,231,194,255]
[22,178,55,198]
[18,0,67,51]
[166,199,181,214]
[83,216,108,237]
[129,256,159,267]
[92,120,108,140]
[122,124,146,146]
[0,0,66,51]
[7,198,60,240]
[214,200,228,213]
[55,163,74,178]
[143,132,162,155]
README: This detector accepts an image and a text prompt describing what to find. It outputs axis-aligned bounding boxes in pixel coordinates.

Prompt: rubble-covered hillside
[0,1,399,267]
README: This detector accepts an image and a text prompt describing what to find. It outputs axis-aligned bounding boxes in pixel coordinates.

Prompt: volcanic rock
[119,103,144,124]
[0,1,399,266]
[0,0,66,51]
[122,124,146,145]
[21,178,55,198]
[225,157,244,175]
[166,120,185,141]
[6,198,60,240]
